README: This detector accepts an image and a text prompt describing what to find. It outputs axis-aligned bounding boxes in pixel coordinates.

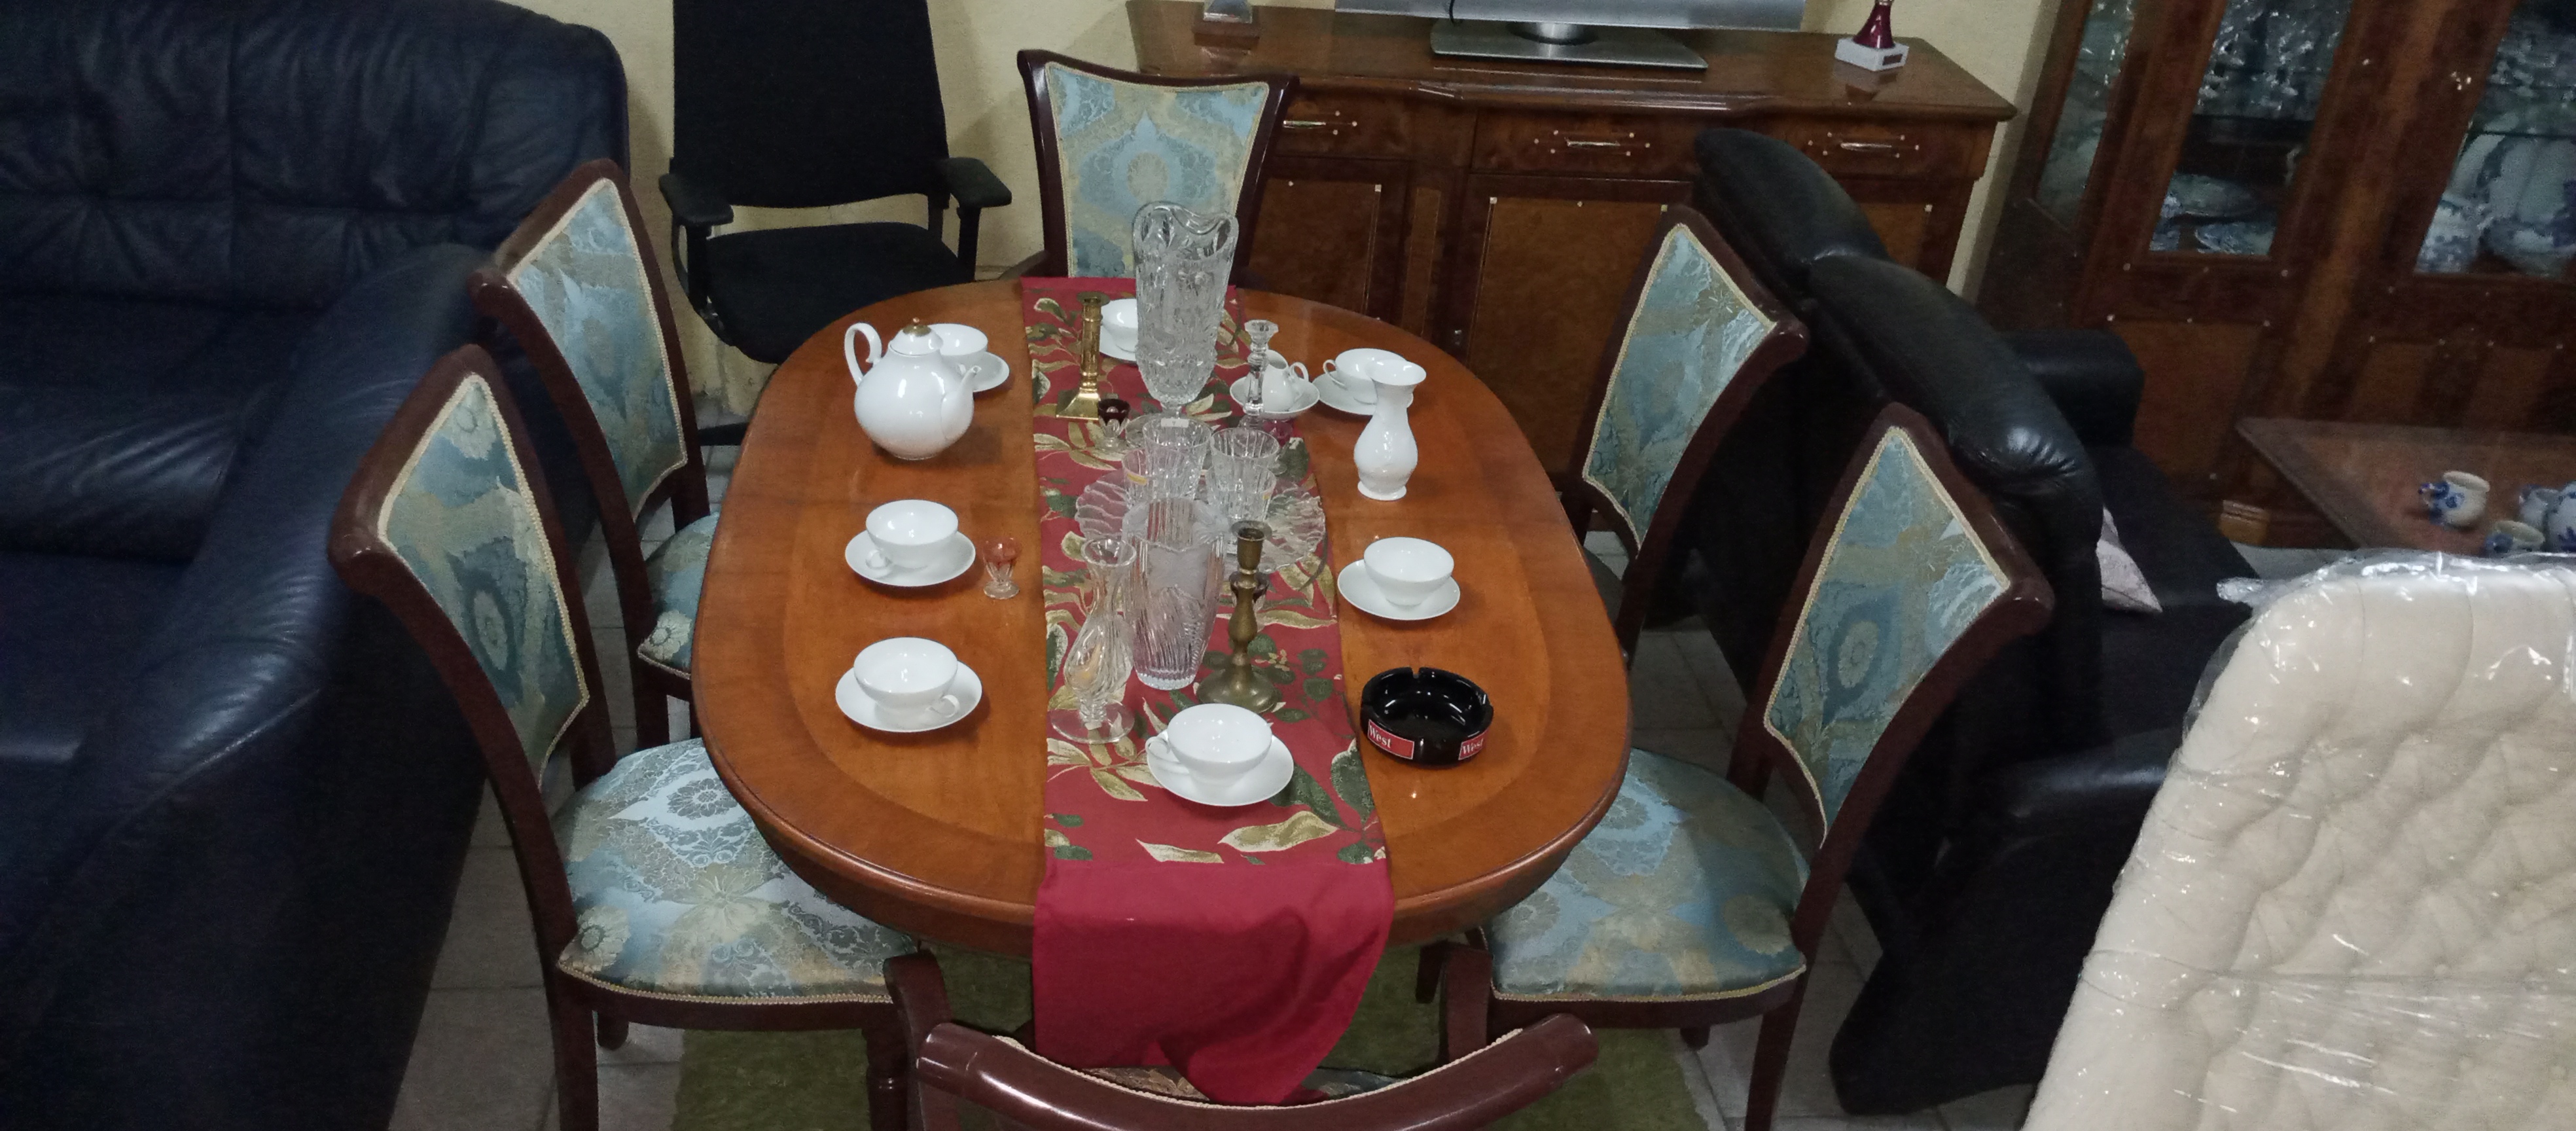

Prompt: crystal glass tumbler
[1131,414,1213,500]
[1208,427,1281,524]
[1132,202,1238,413]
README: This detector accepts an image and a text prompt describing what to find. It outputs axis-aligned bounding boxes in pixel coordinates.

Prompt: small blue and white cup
[2486,520,2545,557]
[2519,484,2562,530]
[2420,471,2488,529]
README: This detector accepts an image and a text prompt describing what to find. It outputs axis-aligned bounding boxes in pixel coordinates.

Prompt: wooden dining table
[695,281,1629,955]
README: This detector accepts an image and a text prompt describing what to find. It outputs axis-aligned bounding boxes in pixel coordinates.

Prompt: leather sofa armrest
[935,157,1012,213]
[1975,725,2179,837]
[2005,329,2144,448]
[0,244,488,1056]
[656,170,734,230]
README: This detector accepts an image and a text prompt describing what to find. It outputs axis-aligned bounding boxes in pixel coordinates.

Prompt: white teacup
[1363,537,1454,608]
[1321,348,1408,405]
[864,499,958,573]
[927,323,987,359]
[853,637,965,726]
[1101,298,1139,349]
[1160,702,1274,788]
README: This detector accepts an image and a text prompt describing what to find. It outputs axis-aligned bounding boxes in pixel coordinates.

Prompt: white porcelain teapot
[845,319,972,461]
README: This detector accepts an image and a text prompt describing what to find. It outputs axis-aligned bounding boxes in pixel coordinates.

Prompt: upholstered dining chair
[2024,556,2576,1131]
[329,346,916,1131]
[1014,50,1294,279]
[892,949,1597,1130]
[1561,205,1808,656]
[1420,405,2053,1131]
[471,160,715,749]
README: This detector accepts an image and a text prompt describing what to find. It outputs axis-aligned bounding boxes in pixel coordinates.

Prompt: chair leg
[634,664,670,750]
[1414,941,1451,1005]
[544,980,602,1131]
[596,1015,628,1051]
[1741,983,1809,1131]
[1680,1025,1709,1050]
[861,1009,910,1131]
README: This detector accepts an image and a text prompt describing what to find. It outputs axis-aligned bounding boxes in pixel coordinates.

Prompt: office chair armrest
[657,170,734,229]
[935,156,1012,212]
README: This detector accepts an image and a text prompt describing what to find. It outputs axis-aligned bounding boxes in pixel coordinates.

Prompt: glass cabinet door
[2160,0,2359,257]
[2413,0,2576,279]
[2037,0,2144,227]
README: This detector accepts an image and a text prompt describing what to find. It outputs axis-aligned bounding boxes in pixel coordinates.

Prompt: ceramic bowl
[853,637,963,723]
[1161,703,1273,785]
[864,499,959,573]
[2164,173,2262,219]
[1362,537,1454,608]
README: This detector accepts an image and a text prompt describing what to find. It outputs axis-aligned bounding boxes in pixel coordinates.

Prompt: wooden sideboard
[1130,1,2014,473]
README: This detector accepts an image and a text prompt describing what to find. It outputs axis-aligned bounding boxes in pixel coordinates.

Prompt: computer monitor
[1336,0,1806,69]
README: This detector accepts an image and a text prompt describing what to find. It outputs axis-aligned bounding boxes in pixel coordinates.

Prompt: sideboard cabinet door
[1247,156,1414,323]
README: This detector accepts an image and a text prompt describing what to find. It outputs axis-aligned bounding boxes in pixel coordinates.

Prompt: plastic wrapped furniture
[0,1,623,1126]
[2028,554,2576,1130]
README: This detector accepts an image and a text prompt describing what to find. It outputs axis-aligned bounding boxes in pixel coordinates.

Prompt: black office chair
[660,0,1009,376]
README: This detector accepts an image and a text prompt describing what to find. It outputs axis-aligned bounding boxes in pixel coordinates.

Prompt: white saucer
[1336,560,1460,621]
[1228,375,1321,416]
[1100,329,1137,363]
[1145,735,1297,807]
[956,351,1010,393]
[845,531,976,587]
[835,664,984,734]
[1315,373,1380,415]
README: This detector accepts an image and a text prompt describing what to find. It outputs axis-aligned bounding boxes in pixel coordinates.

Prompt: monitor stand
[1428,19,1708,70]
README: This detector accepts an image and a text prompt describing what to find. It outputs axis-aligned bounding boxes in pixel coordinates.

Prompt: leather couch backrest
[1691,128,1891,298]
[1806,255,2109,751]
[0,0,626,311]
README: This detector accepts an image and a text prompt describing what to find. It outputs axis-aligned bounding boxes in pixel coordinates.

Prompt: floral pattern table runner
[1019,278,1391,1104]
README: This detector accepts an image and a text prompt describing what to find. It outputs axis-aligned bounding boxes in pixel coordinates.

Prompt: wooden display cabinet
[1982,0,2576,540]
[1130,1,2013,475]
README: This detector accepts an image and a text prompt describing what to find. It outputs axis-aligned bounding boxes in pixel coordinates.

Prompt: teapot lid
[890,319,942,355]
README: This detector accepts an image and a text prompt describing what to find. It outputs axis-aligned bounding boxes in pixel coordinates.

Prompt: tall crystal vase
[1131,202,1238,414]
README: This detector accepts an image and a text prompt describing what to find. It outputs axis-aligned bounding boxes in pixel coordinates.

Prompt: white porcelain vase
[846,320,972,461]
[1353,363,1426,501]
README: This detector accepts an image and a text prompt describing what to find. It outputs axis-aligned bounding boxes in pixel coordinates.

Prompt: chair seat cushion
[555,738,912,1001]
[636,512,719,675]
[1488,749,1810,1001]
[702,222,972,364]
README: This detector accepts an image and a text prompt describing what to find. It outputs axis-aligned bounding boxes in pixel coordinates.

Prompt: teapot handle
[844,322,883,384]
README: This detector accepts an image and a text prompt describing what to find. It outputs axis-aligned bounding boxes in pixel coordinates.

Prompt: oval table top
[696,281,1630,955]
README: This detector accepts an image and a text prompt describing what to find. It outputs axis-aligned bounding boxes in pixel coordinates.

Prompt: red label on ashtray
[1366,719,1416,761]
[1458,732,1486,761]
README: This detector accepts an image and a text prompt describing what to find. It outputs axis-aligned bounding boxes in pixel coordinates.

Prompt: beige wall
[506,0,2053,403]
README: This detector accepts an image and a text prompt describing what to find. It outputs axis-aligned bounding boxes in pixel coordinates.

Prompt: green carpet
[673,945,1707,1131]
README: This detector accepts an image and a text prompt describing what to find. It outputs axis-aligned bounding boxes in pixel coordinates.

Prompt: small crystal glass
[1208,427,1281,524]
[980,535,1021,599]
[1097,397,1132,456]
[1051,534,1141,743]
[1130,414,1213,500]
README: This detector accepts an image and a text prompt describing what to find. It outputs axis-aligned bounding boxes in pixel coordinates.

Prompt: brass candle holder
[1062,291,1107,422]
[1196,520,1280,713]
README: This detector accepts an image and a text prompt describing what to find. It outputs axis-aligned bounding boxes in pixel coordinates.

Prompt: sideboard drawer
[1770,117,1979,179]
[1274,92,1413,158]
[1471,111,1694,177]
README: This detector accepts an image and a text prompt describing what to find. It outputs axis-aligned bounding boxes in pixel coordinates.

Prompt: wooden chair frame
[890,950,1597,1131]
[328,348,906,1131]
[1556,206,1811,658]
[1424,404,2053,1131]
[469,158,714,750]
[1014,50,1295,281]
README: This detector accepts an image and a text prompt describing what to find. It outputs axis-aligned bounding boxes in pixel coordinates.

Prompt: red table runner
[1021,278,1391,1104]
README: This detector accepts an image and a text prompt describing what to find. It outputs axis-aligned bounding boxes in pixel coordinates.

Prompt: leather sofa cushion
[0,386,247,562]
[2092,446,2253,738]
[0,550,183,864]
[0,293,314,397]
[0,0,626,310]
[1692,128,1892,294]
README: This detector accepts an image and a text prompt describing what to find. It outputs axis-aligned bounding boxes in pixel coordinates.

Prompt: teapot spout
[844,322,884,385]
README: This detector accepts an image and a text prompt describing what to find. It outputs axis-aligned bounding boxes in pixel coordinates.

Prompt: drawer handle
[1561,138,1631,149]
[1283,118,1333,130]
[1835,140,1903,154]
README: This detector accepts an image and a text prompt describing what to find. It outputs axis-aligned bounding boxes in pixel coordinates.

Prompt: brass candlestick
[1062,292,1107,421]
[1197,521,1279,713]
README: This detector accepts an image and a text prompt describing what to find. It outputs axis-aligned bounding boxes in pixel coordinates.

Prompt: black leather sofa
[1681,129,2255,1113]
[0,1,624,1126]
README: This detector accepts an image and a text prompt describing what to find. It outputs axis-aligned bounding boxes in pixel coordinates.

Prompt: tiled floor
[389,487,2032,1131]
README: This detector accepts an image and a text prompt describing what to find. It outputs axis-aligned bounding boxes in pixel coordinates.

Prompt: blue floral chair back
[1567,207,1806,654]
[1018,51,1291,279]
[332,347,613,822]
[1744,409,2053,838]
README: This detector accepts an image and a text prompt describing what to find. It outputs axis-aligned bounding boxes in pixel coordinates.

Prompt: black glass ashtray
[1359,667,1492,768]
